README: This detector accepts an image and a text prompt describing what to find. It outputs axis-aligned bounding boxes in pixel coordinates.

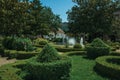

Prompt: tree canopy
[0,0,62,36]
[67,0,119,40]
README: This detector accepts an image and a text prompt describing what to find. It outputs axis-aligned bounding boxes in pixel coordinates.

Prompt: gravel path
[0,57,17,67]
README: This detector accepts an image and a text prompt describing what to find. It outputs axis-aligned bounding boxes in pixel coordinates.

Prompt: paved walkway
[0,57,16,67]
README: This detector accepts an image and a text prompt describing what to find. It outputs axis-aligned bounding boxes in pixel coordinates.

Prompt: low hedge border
[0,59,28,80]
[4,50,39,59]
[95,56,120,79]
[35,45,84,52]
[55,47,84,52]
[86,46,110,59]
[65,51,86,56]
[34,45,45,48]
[110,51,120,56]
[23,56,71,80]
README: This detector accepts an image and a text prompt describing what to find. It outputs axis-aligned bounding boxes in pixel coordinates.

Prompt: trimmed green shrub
[66,51,86,56]
[12,37,34,51]
[110,51,120,56]
[34,38,48,45]
[56,47,84,52]
[73,43,82,49]
[24,44,71,80]
[25,57,71,80]
[37,44,61,62]
[95,56,120,79]
[2,37,34,51]
[4,50,39,59]
[86,38,110,59]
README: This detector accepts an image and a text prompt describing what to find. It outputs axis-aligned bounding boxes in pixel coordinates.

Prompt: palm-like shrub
[86,38,110,59]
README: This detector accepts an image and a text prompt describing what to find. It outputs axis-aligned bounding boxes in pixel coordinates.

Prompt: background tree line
[67,0,120,42]
[0,0,62,37]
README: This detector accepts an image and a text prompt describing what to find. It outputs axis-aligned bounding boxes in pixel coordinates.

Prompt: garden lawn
[71,56,109,80]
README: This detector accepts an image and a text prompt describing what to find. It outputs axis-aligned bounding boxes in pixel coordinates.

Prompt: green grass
[0,64,22,80]
[70,56,109,80]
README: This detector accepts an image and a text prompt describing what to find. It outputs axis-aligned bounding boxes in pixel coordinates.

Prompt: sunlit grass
[71,56,109,80]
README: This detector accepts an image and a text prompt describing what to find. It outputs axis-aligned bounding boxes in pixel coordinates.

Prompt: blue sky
[41,0,76,22]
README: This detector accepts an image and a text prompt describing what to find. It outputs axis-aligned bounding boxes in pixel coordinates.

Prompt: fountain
[68,37,76,45]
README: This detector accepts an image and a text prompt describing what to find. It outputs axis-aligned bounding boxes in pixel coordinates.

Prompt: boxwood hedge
[95,56,120,79]
[24,44,72,80]
[4,50,39,59]
[25,57,71,80]
[86,38,110,59]
[55,47,84,52]
[65,51,86,56]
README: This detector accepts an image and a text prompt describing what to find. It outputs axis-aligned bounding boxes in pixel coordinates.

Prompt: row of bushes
[33,38,48,45]
[95,56,120,79]
[18,44,72,80]
[2,37,34,51]
[65,51,86,56]
[56,47,84,52]
[4,50,39,59]
[110,51,120,56]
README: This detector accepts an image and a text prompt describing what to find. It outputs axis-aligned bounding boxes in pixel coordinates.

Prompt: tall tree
[67,0,119,40]
[0,0,30,36]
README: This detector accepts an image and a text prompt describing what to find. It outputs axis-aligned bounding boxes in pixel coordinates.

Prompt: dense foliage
[73,43,82,49]
[23,44,71,80]
[34,38,48,45]
[0,0,62,36]
[4,50,39,59]
[2,37,34,51]
[37,44,61,62]
[67,0,119,40]
[86,38,110,59]
[95,56,120,79]
[25,57,71,80]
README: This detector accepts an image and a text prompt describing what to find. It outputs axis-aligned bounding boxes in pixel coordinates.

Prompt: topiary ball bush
[73,43,82,49]
[34,38,48,45]
[24,44,72,80]
[86,38,110,59]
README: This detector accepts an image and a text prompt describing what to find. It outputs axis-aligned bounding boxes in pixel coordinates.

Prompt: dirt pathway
[0,57,17,67]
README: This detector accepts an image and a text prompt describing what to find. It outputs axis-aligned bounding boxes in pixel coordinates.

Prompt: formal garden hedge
[110,51,120,56]
[86,38,110,59]
[95,56,120,79]
[2,37,34,51]
[55,47,84,52]
[73,43,82,49]
[65,51,86,56]
[33,38,48,45]
[22,44,71,80]
[4,50,39,59]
